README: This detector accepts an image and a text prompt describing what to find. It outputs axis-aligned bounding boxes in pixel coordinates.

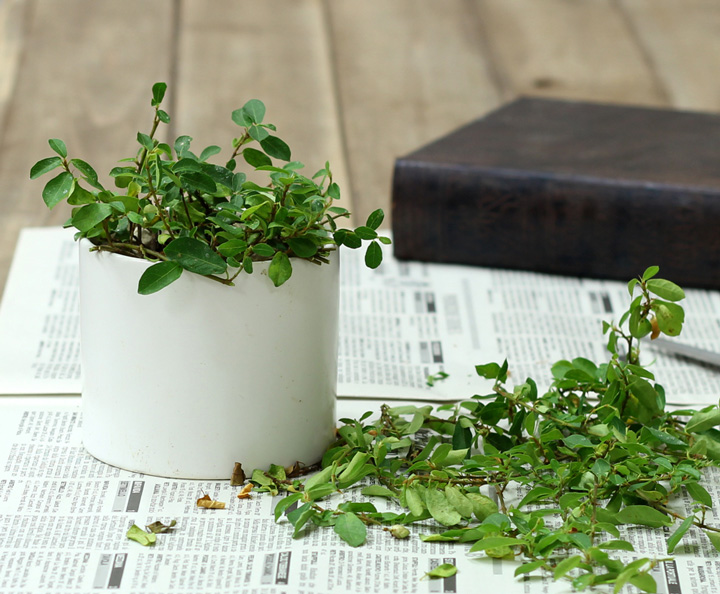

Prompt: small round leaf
[268,252,292,287]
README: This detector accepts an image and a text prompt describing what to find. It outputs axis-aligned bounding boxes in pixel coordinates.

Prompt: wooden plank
[619,0,720,110]
[0,0,174,295]
[175,0,351,214]
[0,0,28,131]
[326,0,502,224]
[477,0,669,106]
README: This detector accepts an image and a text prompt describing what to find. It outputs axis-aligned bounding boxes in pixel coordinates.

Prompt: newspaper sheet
[2,228,720,405]
[1,398,719,594]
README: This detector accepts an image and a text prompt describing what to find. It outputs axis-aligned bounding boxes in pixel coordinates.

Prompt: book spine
[391,158,720,289]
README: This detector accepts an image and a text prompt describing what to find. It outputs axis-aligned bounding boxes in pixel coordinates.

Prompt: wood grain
[175,0,351,215]
[326,0,502,224]
[0,0,175,294]
[476,0,669,106]
[0,0,717,296]
[0,0,28,132]
[619,0,720,111]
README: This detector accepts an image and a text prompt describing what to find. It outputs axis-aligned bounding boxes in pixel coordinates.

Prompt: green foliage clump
[31,82,388,294]
[252,267,720,592]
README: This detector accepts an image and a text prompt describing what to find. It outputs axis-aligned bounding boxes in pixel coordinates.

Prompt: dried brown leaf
[285,460,321,478]
[196,494,226,509]
[230,462,246,486]
[146,519,177,533]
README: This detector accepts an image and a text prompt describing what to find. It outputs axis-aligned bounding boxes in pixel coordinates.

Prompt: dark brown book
[391,97,720,289]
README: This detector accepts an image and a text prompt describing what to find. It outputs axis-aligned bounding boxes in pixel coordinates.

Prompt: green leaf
[180,171,217,194]
[67,185,95,206]
[72,203,113,232]
[686,408,720,433]
[554,555,581,580]
[248,125,269,142]
[127,524,156,546]
[243,147,272,168]
[469,536,520,552]
[138,261,183,295]
[642,266,659,280]
[405,486,425,517]
[273,492,303,522]
[199,145,222,162]
[366,209,385,230]
[337,452,371,485]
[137,132,154,151]
[333,512,366,547]
[628,377,660,414]
[445,485,473,518]
[354,226,378,240]
[667,516,694,553]
[475,362,501,379]
[164,237,227,275]
[646,278,685,302]
[287,503,316,537]
[287,237,318,258]
[705,529,720,552]
[686,482,712,507]
[30,156,63,179]
[70,158,99,182]
[465,492,497,521]
[151,82,167,106]
[515,560,545,577]
[361,485,396,498]
[653,302,683,336]
[629,572,657,594]
[157,109,170,124]
[302,465,334,494]
[217,239,248,258]
[42,171,74,209]
[424,564,457,579]
[563,434,594,449]
[628,277,639,296]
[174,135,193,159]
[260,136,291,161]
[425,489,462,527]
[364,241,382,269]
[252,243,276,258]
[267,251,292,287]
[598,540,635,551]
[615,505,671,528]
[48,138,67,158]
[241,99,266,125]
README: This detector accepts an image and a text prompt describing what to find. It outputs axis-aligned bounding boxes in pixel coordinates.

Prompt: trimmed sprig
[254,268,720,592]
[31,82,389,294]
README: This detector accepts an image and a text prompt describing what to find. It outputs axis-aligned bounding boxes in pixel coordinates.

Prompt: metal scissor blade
[648,337,720,369]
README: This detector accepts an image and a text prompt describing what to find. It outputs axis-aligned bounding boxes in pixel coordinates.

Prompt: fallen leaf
[237,484,253,499]
[388,524,410,539]
[127,524,157,546]
[285,460,321,478]
[230,462,246,486]
[146,519,177,533]
[197,494,226,509]
[424,563,457,579]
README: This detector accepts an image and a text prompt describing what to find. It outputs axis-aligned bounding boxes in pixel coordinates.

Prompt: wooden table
[1,0,719,296]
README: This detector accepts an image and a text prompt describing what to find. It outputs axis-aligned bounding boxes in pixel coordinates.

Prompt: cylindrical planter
[78,241,338,479]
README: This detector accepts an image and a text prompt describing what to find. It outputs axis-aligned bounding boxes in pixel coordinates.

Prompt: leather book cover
[391,97,720,288]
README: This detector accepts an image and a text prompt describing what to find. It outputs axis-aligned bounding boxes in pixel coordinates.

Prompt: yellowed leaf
[237,484,253,499]
[196,494,226,509]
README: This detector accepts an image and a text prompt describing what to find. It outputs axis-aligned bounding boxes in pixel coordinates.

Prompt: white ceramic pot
[78,241,338,479]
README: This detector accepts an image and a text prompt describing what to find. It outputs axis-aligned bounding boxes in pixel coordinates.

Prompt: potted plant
[30,82,389,479]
